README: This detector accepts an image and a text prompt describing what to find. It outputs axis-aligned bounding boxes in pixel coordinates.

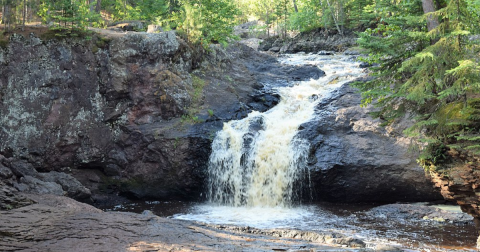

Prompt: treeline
[0,0,238,45]
[0,0,461,44]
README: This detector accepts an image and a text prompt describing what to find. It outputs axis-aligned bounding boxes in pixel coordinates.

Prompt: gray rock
[298,84,442,203]
[40,172,91,200]
[0,164,13,179]
[318,50,334,55]
[108,21,145,31]
[374,245,404,252]
[15,175,64,196]
[260,30,357,53]
[0,180,33,210]
[359,62,372,68]
[0,193,360,251]
[104,164,121,176]
[362,203,473,223]
[9,160,38,178]
[269,46,281,52]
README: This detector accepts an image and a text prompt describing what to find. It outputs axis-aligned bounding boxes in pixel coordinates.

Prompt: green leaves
[38,0,101,30]
[356,0,480,167]
[174,0,238,47]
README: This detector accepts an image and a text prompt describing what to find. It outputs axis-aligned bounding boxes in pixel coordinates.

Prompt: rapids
[103,53,477,251]
[207,53,364,207]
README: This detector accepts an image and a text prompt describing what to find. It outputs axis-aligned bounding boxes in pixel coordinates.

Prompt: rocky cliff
[0,29,327,204]
[298,83,441,203]
[0,30,256,202]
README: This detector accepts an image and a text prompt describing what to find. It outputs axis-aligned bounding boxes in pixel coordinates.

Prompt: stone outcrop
[0,29,325,203]
[428,150,480,222]
[0,155,91,205]
[298,83,442,203]
[0,193,364,252]
[258,29,358,53]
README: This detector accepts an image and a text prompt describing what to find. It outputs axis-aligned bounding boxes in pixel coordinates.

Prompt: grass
[181,74,207,124]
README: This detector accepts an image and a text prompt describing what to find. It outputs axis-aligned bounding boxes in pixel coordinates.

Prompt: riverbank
[0,26,474,251]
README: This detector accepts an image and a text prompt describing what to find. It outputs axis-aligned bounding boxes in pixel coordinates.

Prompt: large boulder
[298,84,442,203]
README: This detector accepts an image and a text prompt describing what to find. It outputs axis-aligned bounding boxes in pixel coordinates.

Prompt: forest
[1,0,480,169]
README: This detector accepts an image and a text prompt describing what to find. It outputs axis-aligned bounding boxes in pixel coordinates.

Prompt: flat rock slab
[0,194,359,252]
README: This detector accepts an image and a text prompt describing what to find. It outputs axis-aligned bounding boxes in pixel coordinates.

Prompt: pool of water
[102,200,477,251]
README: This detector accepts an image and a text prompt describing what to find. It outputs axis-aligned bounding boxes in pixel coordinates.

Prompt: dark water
[101,200,477,251]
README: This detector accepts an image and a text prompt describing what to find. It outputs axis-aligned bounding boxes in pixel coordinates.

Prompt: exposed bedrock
[0,30,325,203]
[298,84,442,203]
[258,29,358,53]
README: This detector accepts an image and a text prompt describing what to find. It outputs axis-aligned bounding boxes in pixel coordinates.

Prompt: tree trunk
[292,0,298,13]
[320,0,328,33]
[422,0,439,31]
[3,4,9,32]
[23,0,27,30]
[325,0,342,35]
[96,0,101,13]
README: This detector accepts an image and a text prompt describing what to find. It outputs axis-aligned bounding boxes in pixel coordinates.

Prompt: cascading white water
[206,53,365,208]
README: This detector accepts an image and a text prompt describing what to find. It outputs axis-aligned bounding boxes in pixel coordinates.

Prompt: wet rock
[269,46,281,52]
[9,160,38,178]
[359,62,372,68]
[0,193,361,252]
[287,64,325,81]
[210,225,366,249]
[242,45,325,84]
[15,175,64,196]
[362,203,473,224]
[0,181,33,210]
[298,84,442,203]
[374,245,404,252]
[318,50,334,55]
[429,150,480,224]
[259,29,357,53]
[0,164,13,179]
[40,171,91,200]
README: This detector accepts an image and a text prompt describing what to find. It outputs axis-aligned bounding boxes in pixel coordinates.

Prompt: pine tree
[355,0,480,166]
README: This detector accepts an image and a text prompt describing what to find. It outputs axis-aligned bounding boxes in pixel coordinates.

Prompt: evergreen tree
[355,0,480,167]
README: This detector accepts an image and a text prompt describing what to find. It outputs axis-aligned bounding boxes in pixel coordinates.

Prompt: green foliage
[288,6,321,32]
[38,0,101,30]
[181,75,206,124]
[418,142,448,171]
[356,0,480,167]
[173,0,239,47]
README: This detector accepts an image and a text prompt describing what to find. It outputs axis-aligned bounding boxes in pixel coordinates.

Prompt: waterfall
[207,54,363,208]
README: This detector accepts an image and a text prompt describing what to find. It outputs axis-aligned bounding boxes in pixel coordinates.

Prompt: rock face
[258,29,358,53]
[0,29,325,203]
[429,150,480,221]
[0,31,207,201]
[298,84,442,202]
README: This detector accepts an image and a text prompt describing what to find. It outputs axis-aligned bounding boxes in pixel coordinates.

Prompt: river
[103,53,477,251]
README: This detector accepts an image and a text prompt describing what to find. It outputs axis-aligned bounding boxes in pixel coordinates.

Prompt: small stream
[103,53,477,251]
